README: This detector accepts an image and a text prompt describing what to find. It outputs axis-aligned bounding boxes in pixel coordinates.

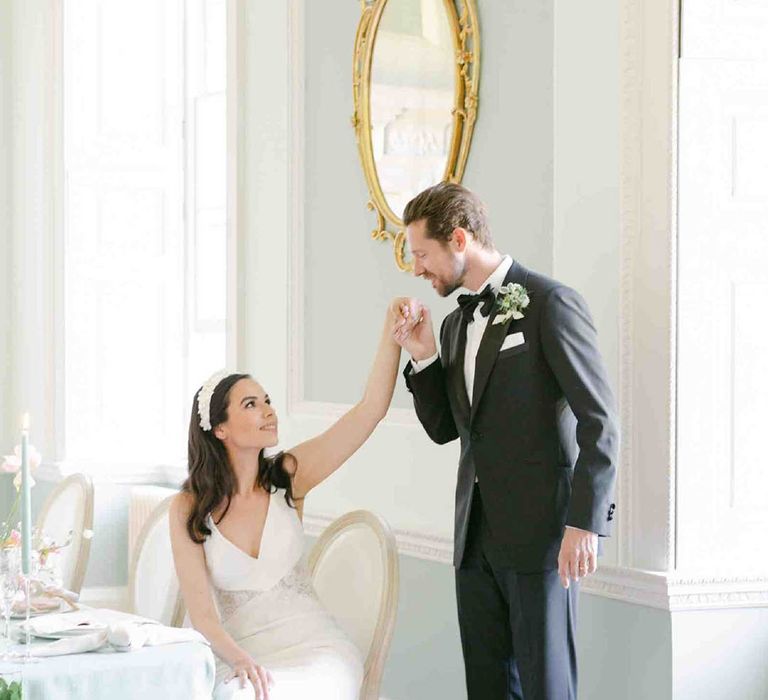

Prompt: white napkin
[107,622,208,651]
[30,630,108,657]
[26,618,208,657]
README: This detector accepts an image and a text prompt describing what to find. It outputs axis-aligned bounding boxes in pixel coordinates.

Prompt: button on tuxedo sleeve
[540,285,620,536]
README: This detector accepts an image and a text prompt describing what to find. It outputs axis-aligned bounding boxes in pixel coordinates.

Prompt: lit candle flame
[21,412,30,432]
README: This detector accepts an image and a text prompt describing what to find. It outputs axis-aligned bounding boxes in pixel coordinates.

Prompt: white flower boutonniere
[492,283,530,325]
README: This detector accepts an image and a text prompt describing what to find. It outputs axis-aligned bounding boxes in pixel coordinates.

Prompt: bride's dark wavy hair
[183,372,296,543]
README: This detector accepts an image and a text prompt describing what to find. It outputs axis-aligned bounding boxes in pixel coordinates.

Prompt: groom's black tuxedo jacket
[404,260,619,570]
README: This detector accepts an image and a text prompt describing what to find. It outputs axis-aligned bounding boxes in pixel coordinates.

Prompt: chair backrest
[308,510,399,700]
[35,473,94,594]
[127,495,184,627]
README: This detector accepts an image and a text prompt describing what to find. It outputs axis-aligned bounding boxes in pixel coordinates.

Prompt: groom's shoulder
[515,264,596,329]
[513,262,589,314]
[513,261,563,297]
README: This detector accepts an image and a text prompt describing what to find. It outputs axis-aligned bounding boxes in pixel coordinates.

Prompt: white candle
[20,412,32,575]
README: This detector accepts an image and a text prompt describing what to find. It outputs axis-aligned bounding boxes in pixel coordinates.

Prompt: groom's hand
[391,297,437,360]
[558,526,598,589]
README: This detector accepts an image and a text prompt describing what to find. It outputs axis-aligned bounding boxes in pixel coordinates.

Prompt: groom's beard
[437,279,461,297]
[432,257,466,297]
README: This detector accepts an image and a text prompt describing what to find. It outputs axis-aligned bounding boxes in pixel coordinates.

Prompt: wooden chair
[308,510,399,700]
[127,495,184,626]
[35,473,94,594]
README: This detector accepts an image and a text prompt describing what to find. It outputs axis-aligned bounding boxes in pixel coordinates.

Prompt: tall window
[63,0,226,468]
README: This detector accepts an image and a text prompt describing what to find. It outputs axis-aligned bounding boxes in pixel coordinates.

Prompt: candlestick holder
[9,576,39,665]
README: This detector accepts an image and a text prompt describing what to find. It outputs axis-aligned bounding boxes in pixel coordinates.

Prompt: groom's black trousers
[455,487,578,700]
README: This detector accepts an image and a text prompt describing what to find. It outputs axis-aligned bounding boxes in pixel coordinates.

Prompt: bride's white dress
[205,488,363,700]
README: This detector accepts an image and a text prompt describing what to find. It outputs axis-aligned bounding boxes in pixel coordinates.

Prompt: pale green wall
[303,0,555,408]
[579,594,673,700]
[672,607,768,700]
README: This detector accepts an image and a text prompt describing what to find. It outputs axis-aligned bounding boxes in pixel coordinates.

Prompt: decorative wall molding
[303,511,453,565]
[286,0,306,418]
[662,0,681,574]
[617,0,641,570]
[581,566,768,611]
[226,0,244,369]
[306,510,768,612]
[616,0,680,572]
[290,401,421,428]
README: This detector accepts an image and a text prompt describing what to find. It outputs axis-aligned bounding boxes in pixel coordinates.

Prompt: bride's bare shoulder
[170,491,195,523]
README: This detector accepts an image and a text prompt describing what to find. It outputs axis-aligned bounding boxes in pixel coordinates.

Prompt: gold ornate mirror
[353,0,480,271]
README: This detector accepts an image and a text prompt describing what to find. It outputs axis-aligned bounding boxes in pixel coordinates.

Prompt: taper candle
[20,412,32,575]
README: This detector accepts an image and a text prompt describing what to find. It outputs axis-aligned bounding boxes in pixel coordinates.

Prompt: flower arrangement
[1,445,93,607]
[492,283,531,325]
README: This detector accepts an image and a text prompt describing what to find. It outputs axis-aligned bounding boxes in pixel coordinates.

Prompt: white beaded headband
[197,369,231,431]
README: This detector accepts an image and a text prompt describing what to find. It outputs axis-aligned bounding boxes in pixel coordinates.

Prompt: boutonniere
[492,283,530,325]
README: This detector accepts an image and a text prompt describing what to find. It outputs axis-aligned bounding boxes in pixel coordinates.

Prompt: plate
[10,599,63,619]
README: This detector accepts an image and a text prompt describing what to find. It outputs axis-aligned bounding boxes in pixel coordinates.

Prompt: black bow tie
[457,284,495,323]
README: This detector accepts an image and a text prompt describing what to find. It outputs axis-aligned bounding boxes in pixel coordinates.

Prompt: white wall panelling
[0,2,13,451]
[7,0,62,461]
[682,0,768,60]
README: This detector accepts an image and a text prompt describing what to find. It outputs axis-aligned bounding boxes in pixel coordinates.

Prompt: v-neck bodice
[203,488,304,592]
[208,492,272,560]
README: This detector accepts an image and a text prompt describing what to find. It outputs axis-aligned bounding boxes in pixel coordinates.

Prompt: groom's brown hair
[403,182,493,249]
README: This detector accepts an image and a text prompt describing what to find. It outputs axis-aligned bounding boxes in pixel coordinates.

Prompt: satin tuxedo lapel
[470,260,529,422]
[449,313,471,420]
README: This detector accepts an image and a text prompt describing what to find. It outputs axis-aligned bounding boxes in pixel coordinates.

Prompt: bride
[169,299,417,699]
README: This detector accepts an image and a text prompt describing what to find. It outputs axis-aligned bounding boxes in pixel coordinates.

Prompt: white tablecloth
[9,641,215,700]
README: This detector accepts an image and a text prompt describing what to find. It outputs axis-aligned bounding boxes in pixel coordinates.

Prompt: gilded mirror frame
[352,0,480,271]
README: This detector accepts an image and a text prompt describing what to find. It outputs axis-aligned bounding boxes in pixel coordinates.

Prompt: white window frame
[30,0,242,486]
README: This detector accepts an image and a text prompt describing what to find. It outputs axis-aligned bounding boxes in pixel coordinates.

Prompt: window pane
[64,0,226,468]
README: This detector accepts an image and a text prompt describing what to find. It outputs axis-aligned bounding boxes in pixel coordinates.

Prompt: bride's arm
[288,299,409,498]
[169,493,273,693]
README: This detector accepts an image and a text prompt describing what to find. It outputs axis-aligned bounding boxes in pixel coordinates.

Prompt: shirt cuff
[410,352,439,374]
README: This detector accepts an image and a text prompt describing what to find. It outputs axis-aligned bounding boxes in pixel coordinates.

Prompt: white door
[677,0,768,571]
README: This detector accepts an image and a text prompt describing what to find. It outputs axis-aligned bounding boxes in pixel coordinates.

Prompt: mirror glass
[369,0,456,220]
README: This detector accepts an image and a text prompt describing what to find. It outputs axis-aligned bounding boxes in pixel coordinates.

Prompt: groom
[393,183,619,699]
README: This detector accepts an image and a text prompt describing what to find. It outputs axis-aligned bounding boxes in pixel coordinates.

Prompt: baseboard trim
[305,513,768,611]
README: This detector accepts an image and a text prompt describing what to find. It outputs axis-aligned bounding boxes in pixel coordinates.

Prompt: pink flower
[1,530,21,548]
[0,444,42,490]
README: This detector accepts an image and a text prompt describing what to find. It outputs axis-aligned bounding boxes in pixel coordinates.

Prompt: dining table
[1,607,216,700]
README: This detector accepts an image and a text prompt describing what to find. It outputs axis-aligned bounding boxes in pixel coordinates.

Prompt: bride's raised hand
[227,655,275,699]
[391,297,436,361]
